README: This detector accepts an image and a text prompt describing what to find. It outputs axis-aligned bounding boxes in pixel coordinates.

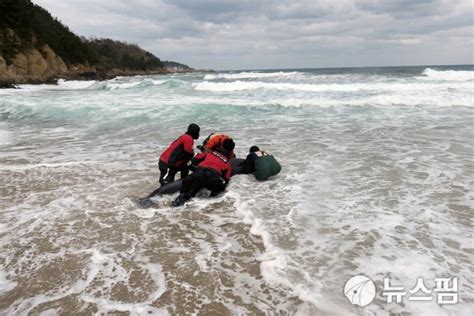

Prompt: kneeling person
[244,146,281,181]
[172,139,235,207]
[199,133,236,159]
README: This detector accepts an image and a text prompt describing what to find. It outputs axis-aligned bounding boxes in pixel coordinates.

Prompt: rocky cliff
[0,29,167,86]
[0,0,194,86]
[0,42,68,84]
[0,32,192,86]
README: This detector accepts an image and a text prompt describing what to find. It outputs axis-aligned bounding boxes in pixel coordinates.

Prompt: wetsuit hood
[223,139,235,152]
[186,123,200,139]
[249,145,260,153]
[216,138,235,159]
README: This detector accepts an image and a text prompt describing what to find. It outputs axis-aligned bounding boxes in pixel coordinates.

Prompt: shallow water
[0,66,473,315]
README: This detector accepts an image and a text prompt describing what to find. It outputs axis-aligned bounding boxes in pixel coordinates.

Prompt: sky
[32,0,473,70]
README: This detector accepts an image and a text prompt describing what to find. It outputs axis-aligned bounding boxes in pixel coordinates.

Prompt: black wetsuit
[147,162,188,198]
[180,168,227,199]
[173,150,232,206]
[243,152,259,174]
[158,160,189,186]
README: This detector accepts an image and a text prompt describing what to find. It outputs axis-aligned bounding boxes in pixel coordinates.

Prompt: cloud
[32,0,473,69]
[355,0,458,18]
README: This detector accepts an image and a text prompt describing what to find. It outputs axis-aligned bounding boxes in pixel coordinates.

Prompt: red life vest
[195,151,232,181]
[160,134,194,167]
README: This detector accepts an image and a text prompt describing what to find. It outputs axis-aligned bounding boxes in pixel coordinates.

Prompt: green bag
[254,154,281,181]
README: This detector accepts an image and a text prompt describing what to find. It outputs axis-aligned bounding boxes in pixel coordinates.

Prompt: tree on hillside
[0,0,34,39]
[85,38,164,71]
[30,4,98,65]
[0,0,97,65]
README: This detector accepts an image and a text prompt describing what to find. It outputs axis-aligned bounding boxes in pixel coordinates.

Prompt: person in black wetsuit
[172,139,235,207]
[243,145,261,174]
[157,123,200,186]
[242,145,281,181]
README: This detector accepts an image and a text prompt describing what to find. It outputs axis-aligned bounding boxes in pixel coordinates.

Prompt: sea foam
[204,71,304,80]
[193,79,472,93]
[421,68,474,81]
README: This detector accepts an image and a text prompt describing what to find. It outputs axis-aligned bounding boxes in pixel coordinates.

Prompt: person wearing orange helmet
[198,133,236,159]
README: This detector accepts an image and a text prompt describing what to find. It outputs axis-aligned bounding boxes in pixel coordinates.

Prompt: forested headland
[0,0,193,86]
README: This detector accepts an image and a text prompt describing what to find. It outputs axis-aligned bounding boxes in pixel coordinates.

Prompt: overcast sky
[33,0,473,70]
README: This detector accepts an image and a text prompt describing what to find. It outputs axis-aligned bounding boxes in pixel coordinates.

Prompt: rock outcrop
[42,44,68,74]
[0,45,168,85]
[0,44,68,84]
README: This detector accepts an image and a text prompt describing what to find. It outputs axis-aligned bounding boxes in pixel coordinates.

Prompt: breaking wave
[193,80,472,93]
[420,68,474,81]
[13,78,172,91]
[62,78,168,90]
[204,71,304,80]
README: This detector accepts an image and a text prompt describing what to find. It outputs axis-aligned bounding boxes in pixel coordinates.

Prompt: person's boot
[172,194,189,207]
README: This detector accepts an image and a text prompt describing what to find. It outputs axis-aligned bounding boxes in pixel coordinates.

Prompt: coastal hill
[0,0,194,85]
[162,60,192,72]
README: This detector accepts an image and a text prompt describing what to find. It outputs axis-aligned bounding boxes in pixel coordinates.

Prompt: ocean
[0,65,472,315]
